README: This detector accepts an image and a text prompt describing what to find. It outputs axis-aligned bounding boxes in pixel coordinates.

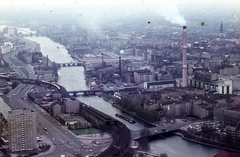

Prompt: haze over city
[0,0,240,157]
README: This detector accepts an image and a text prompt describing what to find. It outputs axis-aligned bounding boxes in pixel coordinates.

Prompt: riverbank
[103,95,158,127]
[27,36,222,157]
[176,131,240,153]
[114,103,158,127]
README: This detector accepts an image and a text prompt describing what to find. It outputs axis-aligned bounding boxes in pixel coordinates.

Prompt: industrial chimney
[102,53,104,67]
[182,26,187,87]
[119,56,122,77]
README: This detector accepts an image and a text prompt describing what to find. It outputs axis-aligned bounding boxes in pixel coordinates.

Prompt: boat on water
[115,114,136,124]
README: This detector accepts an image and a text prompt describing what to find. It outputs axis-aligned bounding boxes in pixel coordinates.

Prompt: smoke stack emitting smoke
[182,26,187,87]
[158,2,186,26]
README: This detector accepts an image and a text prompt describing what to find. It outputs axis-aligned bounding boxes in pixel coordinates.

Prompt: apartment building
[8,109,37,152]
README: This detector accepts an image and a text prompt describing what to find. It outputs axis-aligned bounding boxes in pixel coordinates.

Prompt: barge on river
[115,114,136,124]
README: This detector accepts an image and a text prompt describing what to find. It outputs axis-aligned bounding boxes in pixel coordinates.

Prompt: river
[25,36,222,157]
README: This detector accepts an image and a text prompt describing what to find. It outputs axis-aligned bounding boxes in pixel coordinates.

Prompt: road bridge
[131,121,194,140]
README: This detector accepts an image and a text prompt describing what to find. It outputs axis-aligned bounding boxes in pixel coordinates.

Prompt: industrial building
[188,71,232,94]
[143,80,176,89]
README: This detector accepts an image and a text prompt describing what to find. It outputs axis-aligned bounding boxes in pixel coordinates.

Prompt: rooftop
[229,107,240,112]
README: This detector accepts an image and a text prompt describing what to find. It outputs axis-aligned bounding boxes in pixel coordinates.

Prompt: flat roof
[189,78,230,86]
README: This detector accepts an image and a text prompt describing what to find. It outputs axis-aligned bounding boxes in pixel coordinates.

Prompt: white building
[188,72,232,94]
[134,70,153,83]
[0,97,11,119]
[0,41,13,54]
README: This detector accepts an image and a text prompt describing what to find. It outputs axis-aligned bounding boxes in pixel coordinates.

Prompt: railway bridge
[56,62,84,67]
[0,75,132,156]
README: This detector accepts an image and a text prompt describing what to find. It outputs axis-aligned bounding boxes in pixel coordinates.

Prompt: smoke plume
[157,2,186,26]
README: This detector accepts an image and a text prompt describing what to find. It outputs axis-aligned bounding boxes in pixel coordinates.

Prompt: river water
[25,36,222,157]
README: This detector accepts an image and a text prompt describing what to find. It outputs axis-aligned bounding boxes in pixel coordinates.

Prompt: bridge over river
[67,86,140,96]
[0,75,131,156]
[56,62,84,67]
[131,121,194,140]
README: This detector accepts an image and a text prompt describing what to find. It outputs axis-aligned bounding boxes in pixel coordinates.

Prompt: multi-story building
[224,107,240,127]
[0,45,11,54]
[3,27,18,36]
[63,98,80,113]
[143,80,176,90]
[50,102,62,117]
[188,71,232,94]
[0,97,11,119]
[134,70,153,83]
[8,109,37,152]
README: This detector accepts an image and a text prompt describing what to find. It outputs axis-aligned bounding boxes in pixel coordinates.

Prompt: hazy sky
[1,0,239,9]
[1,0,239,29]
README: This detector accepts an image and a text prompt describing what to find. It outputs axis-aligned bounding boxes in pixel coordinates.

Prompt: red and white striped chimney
[182,26,187,87]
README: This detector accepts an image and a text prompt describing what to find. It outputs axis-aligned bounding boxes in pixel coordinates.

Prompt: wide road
[3,38,132,157]
[3,42,102,156]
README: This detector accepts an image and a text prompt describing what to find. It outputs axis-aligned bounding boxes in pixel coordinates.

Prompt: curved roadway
[1,39,131,157]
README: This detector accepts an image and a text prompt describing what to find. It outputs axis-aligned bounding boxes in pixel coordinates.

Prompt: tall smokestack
[182,26,187,87]
[119,56,122,77]
[102,53,104,66]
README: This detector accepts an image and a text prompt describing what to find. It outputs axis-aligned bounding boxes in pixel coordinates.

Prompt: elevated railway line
[1,76,131,156]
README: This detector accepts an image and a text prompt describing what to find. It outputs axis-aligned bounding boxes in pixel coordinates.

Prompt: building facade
[188,71,232,94]
[8,109,37,152]
[134,70,153,83]
[224,108,240,127]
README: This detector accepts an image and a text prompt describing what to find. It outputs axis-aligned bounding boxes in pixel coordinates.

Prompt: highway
[2,41,99,157]
[8,93,94,156]
[2,38,132,157]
